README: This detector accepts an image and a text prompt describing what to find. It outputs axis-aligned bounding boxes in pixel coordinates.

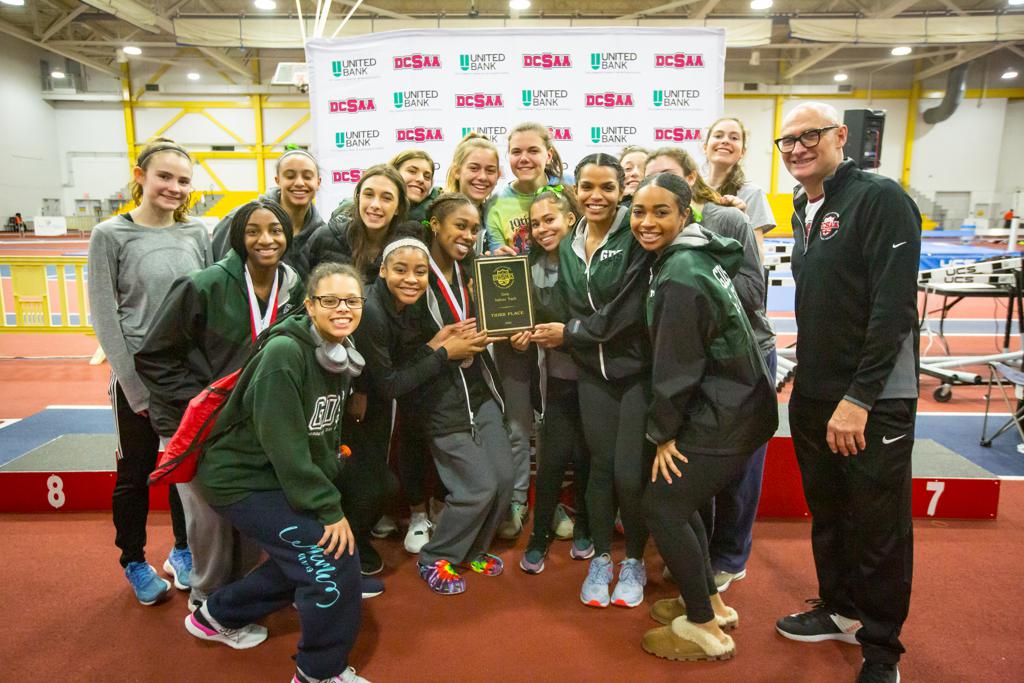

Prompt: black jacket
[210,188,324,280]
[305,215,426,284]
[790,159,921,408]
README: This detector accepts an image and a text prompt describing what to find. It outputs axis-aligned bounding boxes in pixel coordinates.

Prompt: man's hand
[826,399,869,456]
[531,322,565,349]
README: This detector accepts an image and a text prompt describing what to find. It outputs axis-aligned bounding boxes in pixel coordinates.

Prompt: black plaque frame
[472,255,535,336]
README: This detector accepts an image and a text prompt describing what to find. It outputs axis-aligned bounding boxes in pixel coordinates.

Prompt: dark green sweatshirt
[645,225,778,456]
[195,314,351,524]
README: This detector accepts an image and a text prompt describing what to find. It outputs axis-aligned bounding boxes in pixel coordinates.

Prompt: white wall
[996,99,1024,213]
[0,41,63,219]
[53,103,129,212]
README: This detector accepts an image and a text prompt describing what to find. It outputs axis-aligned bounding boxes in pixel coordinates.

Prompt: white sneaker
[370,515,397,539]
[185,604,268,649]
[498,501,528,540]
[404,512,433,554]
[551,503,574,540]
[292,665,371,683]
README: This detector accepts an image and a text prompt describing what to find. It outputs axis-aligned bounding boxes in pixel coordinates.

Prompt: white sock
[410,511,428,525]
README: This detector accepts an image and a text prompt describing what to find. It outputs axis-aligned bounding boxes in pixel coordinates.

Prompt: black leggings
[578,371,650,558]
[395,410,446,508]
[111,378,187,568]
[335,395,398,546]
[643,451,750,624]
[526,376,591,553]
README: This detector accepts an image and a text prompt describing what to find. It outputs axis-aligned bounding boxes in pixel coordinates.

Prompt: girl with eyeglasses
[88,137,212,606]
[189,262,372,683]
[134,198,304,612]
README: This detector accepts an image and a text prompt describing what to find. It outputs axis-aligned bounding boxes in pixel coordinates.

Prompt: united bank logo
[589,126,638,144]
[652,89,701,108]
[328,98,377,113]
[547,126,572,142]
[392,90,439,110]
[589,52,638,71]
[522,53,572,69]
[585,92,635,108]
[393,54,441,70]
[330,58,377,78]
[521,89,568,108]
[456,93,504,109]
[655,53,707,68]
[459,53,507,72]
[396,127,444,143]
[331,169,363,183]
[334,129,381,149]
[654,127,704,142]
[461,126,509,139]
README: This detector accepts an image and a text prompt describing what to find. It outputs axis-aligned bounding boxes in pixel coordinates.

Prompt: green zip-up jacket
[645,225,778,456]
[135,250,305,437]
[548,206,655,381]
[195,314,352,525]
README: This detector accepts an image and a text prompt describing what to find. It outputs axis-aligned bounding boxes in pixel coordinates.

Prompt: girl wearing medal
[411,193,514,595]
[135,198,304,611]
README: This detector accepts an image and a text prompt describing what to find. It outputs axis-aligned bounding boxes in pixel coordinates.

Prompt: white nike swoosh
[882,434,907,445]
[892,242,907,248]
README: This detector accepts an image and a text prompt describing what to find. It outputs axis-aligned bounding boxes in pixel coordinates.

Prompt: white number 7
[925,480,945,517]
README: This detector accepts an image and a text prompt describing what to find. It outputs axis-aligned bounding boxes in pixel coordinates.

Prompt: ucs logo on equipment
[459,53,507,72]
[331,169,363,183]
[334,129,381,150]
[461,126,509,141]
[393,90,440,110]
[589,126,637,145]
[521,89,568,109]
[330,58,377,78]
[652,89,701,109]
[589,52,638,71]
[396,127,444,143]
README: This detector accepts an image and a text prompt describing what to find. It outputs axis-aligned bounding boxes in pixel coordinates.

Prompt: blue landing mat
[0,408,114,467]
[915,413,1024,477]
[763,238,1017,271]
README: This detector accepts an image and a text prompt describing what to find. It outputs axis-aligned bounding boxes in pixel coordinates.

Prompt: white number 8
[47,474,66,509]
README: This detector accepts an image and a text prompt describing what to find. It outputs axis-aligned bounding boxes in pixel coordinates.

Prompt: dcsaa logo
[328,98,376,114]
[547,127,572,142]
[456,93,504,109]
[332,169,363,183]
[654,127,703,142]
[396,127,444,143]
[522,53,572,69]
[393,54,441,70]
[655,53,706,68]
[585,92,635,108]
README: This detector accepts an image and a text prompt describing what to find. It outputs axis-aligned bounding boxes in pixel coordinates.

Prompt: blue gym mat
[915,413,1024,477]
[0,408,114,467]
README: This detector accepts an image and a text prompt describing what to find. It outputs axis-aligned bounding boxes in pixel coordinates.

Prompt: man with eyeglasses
[774,102,921,683]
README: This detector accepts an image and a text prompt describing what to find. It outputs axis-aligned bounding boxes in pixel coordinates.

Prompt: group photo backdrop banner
[305,27,726,211]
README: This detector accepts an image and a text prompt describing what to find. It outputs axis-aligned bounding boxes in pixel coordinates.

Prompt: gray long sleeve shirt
[87,214,212,413]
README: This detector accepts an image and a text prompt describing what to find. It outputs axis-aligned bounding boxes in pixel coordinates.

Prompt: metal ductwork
[923,62,970,124]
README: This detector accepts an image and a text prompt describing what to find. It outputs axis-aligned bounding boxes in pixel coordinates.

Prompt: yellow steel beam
[192,150,286,160]
[197,159,229,192]
[198,110,248,146]
[269,112,310,147]
[131,101,251,109]
[261,100,311,109]
[769,95,783,196]
[902,79,921,189]
[151,109,188,139]
[120,62,137,172]
[253,95,267,193]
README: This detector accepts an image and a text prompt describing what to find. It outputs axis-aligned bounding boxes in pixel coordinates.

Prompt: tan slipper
[642,617,736,662]
[650,597,739,631]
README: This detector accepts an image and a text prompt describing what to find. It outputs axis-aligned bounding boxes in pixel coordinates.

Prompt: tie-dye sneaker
[467,553,504,577]
[418,560,466,595]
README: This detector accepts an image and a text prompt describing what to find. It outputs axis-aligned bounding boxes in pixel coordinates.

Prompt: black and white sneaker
[776,599,861,644]
[856,661,900,683]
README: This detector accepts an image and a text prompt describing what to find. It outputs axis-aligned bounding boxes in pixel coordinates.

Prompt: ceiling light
[187,72,201,81]
[51,70,66,79]
[1002,69,1019,80]
[834,72,849,82]
[123,46,142,56]
[750,0,773,9]
[253,0,276,9]
[509,0,531,10]
[0,0,26,6]
[891,46,912,56]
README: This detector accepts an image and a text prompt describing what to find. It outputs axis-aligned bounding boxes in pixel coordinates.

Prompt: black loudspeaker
[843,108,885,169]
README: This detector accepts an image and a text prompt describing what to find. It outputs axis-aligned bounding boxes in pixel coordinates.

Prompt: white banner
[33,216,67,237]
[305,27,726,212]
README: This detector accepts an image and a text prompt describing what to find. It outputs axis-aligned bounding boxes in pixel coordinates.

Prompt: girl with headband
[87,137,212,606]
[212,147,324,279]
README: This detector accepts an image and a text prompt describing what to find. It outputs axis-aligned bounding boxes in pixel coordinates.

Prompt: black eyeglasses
[311,295,366,310]
[774,125,839,153]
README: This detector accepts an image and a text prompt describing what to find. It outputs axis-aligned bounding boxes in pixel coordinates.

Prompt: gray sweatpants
[493,342,534,504]
[178,481,261,602]
[419,399,514,565]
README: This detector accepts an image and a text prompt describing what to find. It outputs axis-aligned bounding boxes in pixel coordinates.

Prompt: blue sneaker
[125,561,171,605]
[580,553,613,608]
[361,576,385,599]
[163,547,193,590]
[610,558,647,608]
[519,548,546,574]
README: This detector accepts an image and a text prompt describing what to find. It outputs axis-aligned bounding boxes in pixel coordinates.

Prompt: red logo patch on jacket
[819,212,841,240]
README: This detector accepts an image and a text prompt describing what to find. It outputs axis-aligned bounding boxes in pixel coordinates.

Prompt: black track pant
[110,378,187,568]
[643,451,750,624]
[789,394,915,665]
[335,396,398,547]
[526,376,591,553]
[578,370,650,558]
[395,410,446,508]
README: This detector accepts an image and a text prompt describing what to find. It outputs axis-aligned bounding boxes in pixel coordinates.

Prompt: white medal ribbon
[244,265,281,341]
